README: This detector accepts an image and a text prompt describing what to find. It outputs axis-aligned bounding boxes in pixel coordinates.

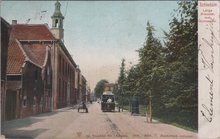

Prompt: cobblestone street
[2,102,197,139]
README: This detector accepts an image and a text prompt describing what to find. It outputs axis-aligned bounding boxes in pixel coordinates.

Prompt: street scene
[2,102,197,139]
[1,1,198,139]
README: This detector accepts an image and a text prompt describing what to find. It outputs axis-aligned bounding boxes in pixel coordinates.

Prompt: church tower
[51,0,64,40]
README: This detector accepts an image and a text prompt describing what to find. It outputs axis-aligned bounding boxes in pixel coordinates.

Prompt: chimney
[12,20,17,25]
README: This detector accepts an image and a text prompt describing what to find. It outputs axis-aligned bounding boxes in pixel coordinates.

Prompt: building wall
[42,48,52,112]
[86,87,91,102]
[81,76,87,102]
[6,49,52,120]
[1,18,11,121]
[75,69,80,103]
[51,42,76,109]
[20,62,43,118]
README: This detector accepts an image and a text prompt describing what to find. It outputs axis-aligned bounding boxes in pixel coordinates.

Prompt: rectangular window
[59,55,61,74]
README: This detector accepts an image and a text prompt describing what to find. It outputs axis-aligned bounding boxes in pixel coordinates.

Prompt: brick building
[1,17,11,121]
[4,1,88,120]
[6,23,53,120]
[50,1,78,109]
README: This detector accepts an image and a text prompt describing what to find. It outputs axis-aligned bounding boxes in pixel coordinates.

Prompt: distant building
[74,66,80,103]
[86,86,91,102]
[1,17,11,121]
[81,75,87,102]
[103,83,115,92]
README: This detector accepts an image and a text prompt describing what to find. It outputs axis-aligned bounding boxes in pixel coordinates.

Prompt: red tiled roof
[7,40,25,74]
[7,24,53,74]
[21,42,49,67]
[11,24,55,41]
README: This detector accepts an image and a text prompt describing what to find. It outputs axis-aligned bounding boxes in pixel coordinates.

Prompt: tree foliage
[94,79,109,98]
[113,59,127,105]
[115,1,198,130]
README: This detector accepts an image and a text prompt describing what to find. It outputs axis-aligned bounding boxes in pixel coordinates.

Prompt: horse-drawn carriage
[101,91,115,112]
[77,101,88,113]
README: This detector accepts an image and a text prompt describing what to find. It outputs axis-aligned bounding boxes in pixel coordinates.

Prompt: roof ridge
[12,24,57,40]
[45,24,57,40]
[12,24,48,26]
[15,39,28,61]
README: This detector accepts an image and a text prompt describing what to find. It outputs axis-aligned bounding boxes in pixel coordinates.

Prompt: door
[5,90,17,120]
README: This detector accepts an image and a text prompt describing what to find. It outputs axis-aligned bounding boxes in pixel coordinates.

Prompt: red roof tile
[7,40,25,74]
[7,24,53,74]
[7,41,50,74]
[11,24,55,41]
[21,42,49,67]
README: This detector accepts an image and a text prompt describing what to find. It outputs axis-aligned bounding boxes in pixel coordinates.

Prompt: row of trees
[113,1,197,130]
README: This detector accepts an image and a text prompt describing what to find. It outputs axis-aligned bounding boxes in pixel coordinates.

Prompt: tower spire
[51,0,64,40]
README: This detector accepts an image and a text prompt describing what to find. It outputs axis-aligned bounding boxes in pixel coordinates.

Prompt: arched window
[55,19,58,27]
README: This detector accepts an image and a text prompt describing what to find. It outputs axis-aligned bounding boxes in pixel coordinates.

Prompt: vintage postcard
[0,0,219,139]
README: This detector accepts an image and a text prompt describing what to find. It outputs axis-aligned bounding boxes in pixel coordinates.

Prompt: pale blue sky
[1,1,178,90]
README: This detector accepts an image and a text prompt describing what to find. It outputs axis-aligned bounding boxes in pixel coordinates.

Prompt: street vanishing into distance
[2,102,197,139]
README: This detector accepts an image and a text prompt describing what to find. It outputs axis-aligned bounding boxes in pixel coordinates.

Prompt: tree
[94,79,108,98]
[138,22,165,95]
[124,65,142,96]
[113,59,127,109]
[113,1,198,130]
[114,58,126,96]
[118,58,126,92]
[162,1,198,129]
[137,21,165,122]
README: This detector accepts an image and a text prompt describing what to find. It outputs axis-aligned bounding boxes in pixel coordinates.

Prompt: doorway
[5,90,17,120]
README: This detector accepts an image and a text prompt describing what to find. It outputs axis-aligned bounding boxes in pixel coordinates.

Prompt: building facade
[1,17,11,121]
[3,1,89,120]
[50,1,78,109]
[81,75,87,102]
[86,86,91,102]
[6,25,53,119]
